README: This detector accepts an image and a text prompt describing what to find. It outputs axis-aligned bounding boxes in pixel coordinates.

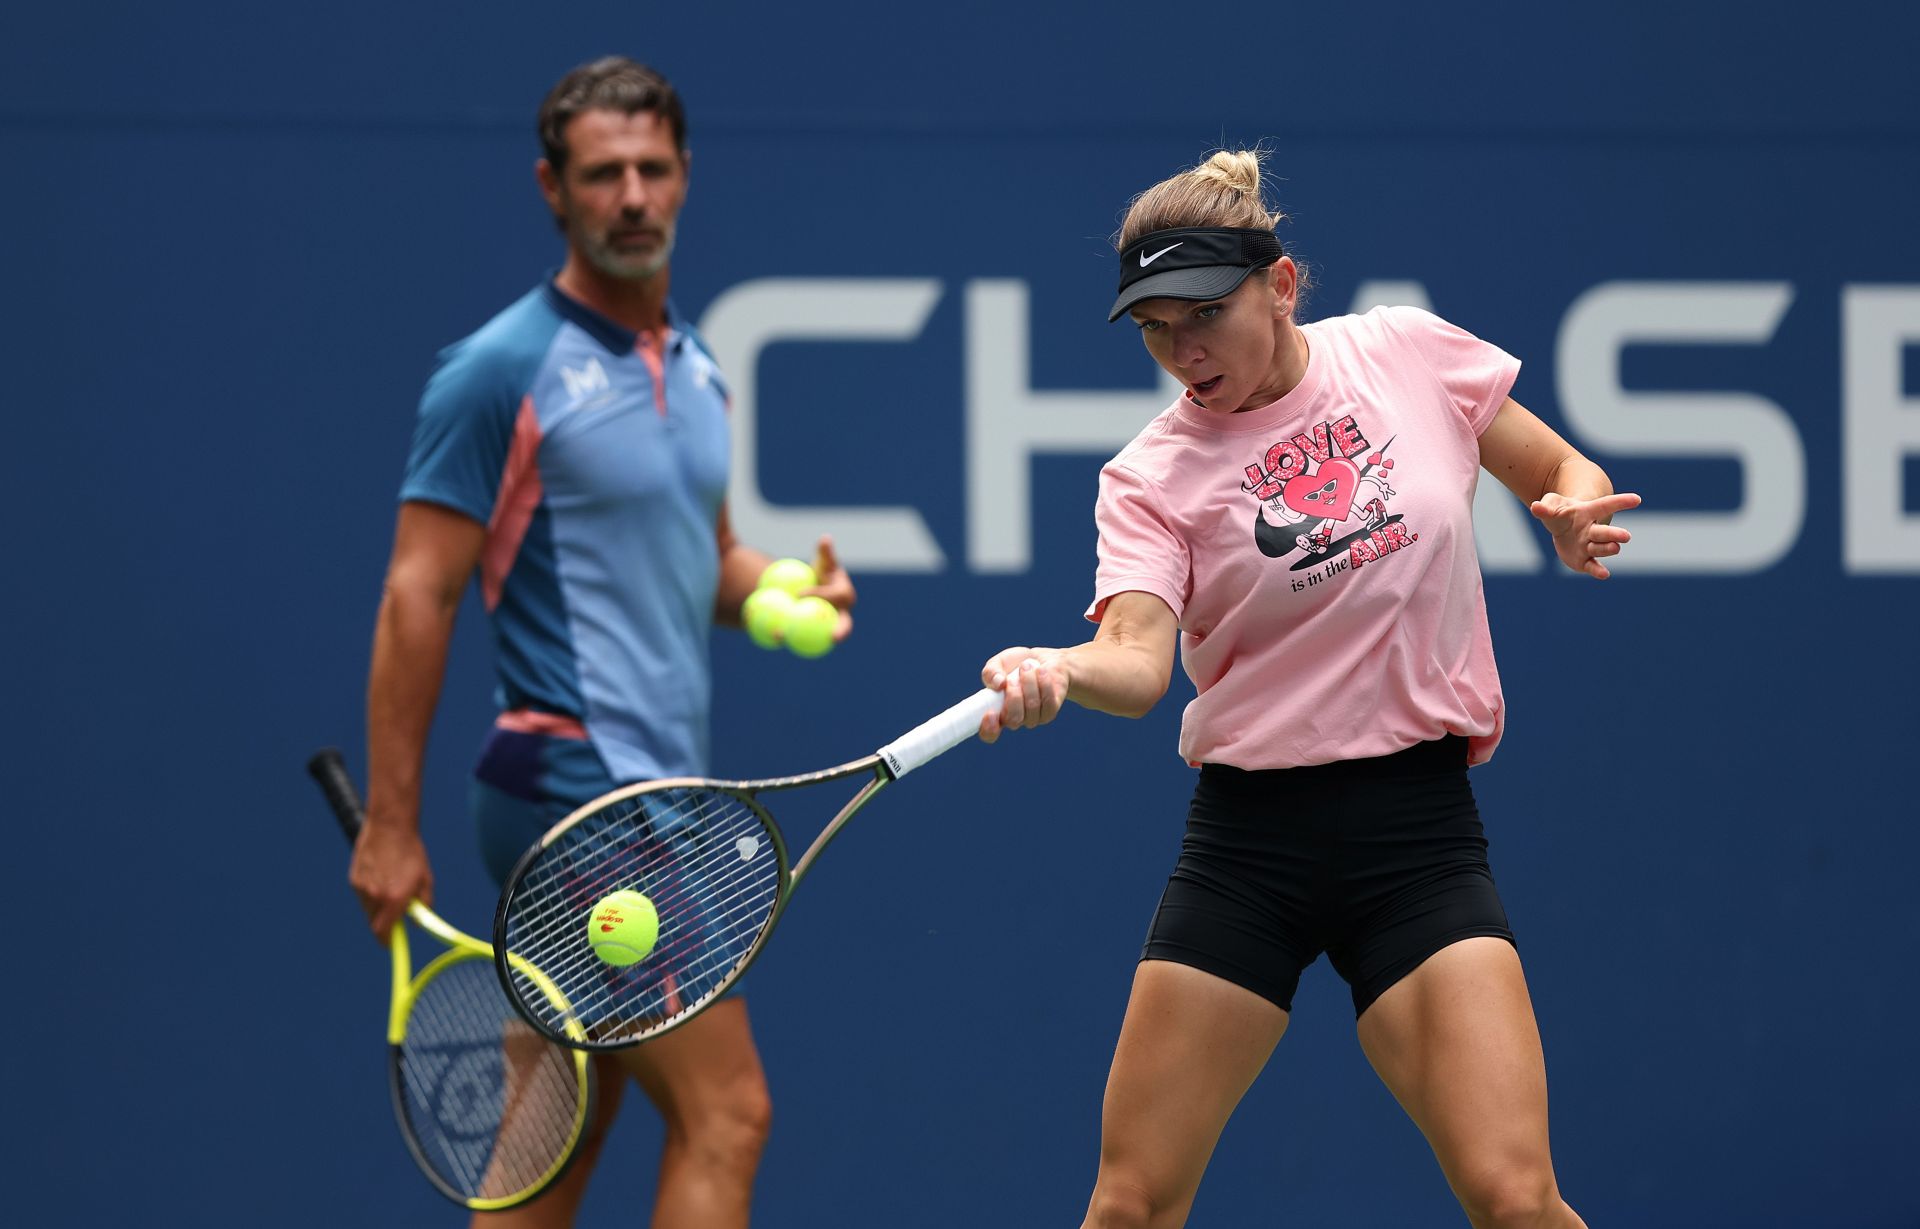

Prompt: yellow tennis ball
[783,595,838,658]
[588,890,659,967]
[757,557,817,596]
[742,586,796,649]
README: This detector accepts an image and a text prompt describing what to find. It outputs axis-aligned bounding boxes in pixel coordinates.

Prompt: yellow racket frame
[390,902,595,1211]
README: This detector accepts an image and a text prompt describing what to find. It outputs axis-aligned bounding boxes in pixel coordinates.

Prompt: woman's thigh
[1093,959,1291,1221]
[1354,937,1560,1195]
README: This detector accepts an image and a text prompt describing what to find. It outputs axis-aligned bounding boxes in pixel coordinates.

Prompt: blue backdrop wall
[5,2,1917,1225]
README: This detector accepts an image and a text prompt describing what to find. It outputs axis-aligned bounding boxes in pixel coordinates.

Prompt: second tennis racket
[309,749,594,1209]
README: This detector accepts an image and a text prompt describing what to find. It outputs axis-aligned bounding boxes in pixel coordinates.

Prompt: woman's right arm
[979,590,1179,741]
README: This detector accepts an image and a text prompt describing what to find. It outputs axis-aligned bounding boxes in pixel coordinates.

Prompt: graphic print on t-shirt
[1238,413,1419,579]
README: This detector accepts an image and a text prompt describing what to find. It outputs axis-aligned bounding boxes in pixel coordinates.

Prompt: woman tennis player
[978,149,1636,1229]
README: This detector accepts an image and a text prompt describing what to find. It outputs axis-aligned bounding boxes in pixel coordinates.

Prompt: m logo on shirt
[560,357,611,402]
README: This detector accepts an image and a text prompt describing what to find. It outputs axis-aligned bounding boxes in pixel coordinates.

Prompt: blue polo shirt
[400,279,731,784]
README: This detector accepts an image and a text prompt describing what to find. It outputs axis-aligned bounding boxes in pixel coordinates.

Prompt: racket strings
[513,790,776,1018]
[397,957,586,1201]
[506,799,772,1042]
[502,787,782,1046]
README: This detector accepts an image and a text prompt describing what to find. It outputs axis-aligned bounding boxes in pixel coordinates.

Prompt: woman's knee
[1452,1161,1561,1229]
[1083,1174,1160,1229]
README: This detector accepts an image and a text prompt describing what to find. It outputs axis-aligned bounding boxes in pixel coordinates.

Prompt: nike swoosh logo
[1140,242,1183,267]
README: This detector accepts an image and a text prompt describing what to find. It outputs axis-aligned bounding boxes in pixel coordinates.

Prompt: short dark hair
[538,57,687,171]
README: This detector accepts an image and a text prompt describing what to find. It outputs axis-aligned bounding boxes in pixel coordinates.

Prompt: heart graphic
[1281,457,1359,521]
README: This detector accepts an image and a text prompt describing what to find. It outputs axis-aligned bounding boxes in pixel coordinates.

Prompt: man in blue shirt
[350,56,855,1227]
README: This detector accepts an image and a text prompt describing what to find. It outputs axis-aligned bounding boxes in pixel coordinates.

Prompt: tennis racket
[492,687,1002,1050]
[307,749,595,1210]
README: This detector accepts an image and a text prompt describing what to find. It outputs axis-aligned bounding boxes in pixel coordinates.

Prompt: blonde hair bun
[1190,150,1266,200]
[1117,148,1286,250]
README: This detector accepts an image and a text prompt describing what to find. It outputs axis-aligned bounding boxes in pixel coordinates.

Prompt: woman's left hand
[1529,491,1642,579]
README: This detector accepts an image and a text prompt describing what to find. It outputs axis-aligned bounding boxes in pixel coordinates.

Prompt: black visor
[1109,227,1283,322]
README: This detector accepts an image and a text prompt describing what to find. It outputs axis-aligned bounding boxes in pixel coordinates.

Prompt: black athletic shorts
[1141,735,1514,1018]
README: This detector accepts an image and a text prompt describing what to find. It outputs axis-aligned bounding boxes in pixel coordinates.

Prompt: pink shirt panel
[1087,306,1520,770]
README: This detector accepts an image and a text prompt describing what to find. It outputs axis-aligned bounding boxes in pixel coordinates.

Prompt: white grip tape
[877,687,1001,779]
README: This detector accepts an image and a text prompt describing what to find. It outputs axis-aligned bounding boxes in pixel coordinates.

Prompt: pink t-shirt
[1087,305,1520,770]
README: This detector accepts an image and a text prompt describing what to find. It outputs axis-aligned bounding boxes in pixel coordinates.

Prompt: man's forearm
[714,541,774,627]
[365,584,460,832]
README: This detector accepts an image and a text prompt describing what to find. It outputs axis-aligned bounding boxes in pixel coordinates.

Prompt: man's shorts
[471,715,617,888]
[472,716,746,1013]
[1141,735,1515,1019]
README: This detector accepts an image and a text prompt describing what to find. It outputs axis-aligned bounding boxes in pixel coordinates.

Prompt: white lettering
[964,281,1182,572]
[1557,282,1801,573]
[1348,281,1435,314]
[1842,286,1920,573]
[700,279,946,571]
[697,276,1859,578]
[1348,281,1545,574]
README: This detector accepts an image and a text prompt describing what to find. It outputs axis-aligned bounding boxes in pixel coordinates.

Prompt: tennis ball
[741,586,796,649]
[757,557,817,596]
[783,595,838,658]
[588,889,659,967]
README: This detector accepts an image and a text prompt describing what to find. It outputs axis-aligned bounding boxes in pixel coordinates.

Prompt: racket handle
[307,748,367,843]
[877,687,1001,779]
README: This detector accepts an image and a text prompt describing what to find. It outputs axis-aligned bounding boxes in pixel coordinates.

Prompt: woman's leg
[1083,960,1290,1229]
[1355,937,1585,1229]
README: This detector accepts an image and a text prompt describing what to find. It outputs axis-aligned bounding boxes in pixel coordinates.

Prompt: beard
[578,217,676,281]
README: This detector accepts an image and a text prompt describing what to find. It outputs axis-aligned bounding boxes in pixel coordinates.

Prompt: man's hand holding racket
[310,751,594,1210]
[348,804,435,941]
